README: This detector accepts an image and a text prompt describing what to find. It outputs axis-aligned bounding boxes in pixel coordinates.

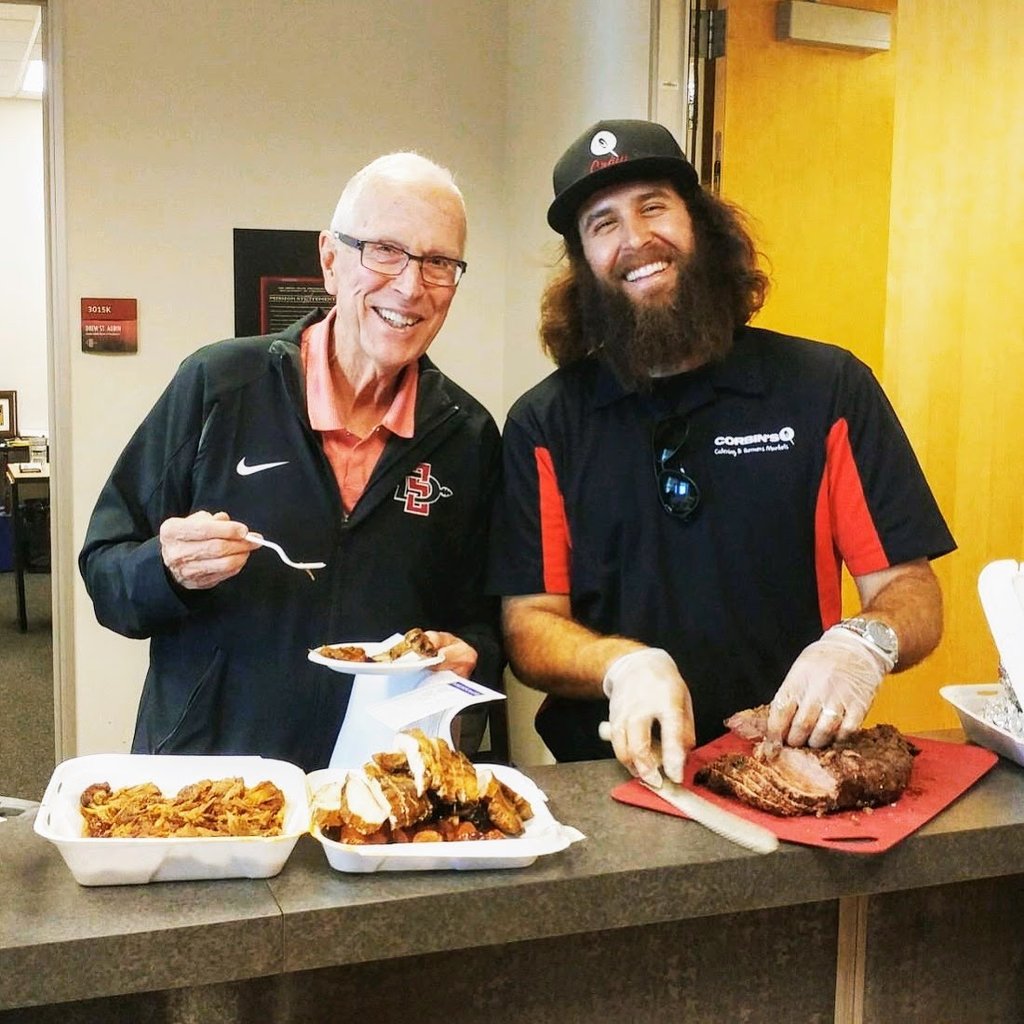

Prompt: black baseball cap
[547,119,699,236]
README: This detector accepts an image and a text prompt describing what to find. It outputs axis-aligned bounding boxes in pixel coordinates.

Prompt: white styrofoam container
[940,684,1024,768]
[942,560,1024,767]
[977,560,1024,708]
[306,763,585,873]
[34,754,310,886]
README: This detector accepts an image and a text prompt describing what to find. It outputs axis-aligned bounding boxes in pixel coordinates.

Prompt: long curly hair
[539,187,770,367]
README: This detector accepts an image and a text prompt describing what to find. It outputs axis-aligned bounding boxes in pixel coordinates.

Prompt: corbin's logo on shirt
[713,426,796,458]
[394,463,453,516]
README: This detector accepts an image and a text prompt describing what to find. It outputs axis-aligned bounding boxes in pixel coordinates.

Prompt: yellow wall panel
[717,0,1024,732]
[719,0,897,370]
[878,0,1024,729]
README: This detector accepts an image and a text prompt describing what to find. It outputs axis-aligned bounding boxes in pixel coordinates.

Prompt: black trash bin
[0,511,12,572]
[22,498,50,572]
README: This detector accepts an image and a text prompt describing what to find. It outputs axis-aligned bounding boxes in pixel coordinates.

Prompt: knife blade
[640,778,779,855]
[597,720,778,854]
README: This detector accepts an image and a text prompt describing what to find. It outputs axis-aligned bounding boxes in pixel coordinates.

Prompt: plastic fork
[245,533,326,571]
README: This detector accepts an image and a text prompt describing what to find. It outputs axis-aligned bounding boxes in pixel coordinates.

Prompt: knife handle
[599,719,666,785]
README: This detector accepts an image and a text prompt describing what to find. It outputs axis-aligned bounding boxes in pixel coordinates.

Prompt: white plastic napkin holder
[329,661,505,768]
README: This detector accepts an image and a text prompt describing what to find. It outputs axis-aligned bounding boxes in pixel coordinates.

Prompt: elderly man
[489,119,955,786]
[80,153,501,772]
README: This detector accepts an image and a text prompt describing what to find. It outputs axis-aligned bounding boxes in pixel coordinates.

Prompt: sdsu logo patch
[394,463,453,517]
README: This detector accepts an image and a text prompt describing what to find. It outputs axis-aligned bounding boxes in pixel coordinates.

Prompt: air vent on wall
[775,1,891,53]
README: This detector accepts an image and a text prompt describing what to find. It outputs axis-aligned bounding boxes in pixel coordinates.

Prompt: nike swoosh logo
[236,457,289,476]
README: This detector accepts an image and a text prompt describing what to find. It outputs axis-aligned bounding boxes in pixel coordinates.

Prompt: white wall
[504,0,655,413]
[0,97,47,435]
[502,0,654,765]
[59,0,658,762]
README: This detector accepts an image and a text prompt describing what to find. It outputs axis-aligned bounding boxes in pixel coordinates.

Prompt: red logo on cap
[590,154,628,173]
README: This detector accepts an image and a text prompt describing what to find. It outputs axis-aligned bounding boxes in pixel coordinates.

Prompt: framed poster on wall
[259,276,333,334]
[0,390,17,440]
[233,229,334,337]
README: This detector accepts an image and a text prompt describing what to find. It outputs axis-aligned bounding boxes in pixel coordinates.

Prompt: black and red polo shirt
[488,326,956,761]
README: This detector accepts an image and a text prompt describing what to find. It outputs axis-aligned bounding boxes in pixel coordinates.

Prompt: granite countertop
[5,744,1024,1011]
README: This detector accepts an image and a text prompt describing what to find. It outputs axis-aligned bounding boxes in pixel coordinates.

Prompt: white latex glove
[602,648,695,786]
[766,627,890,749]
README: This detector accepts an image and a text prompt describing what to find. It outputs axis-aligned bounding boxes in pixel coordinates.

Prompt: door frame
[41,0,74,759]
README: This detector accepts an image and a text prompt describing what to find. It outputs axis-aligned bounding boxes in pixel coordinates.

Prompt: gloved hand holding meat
[696,706,919,817]
[765,627,891,749]
[602,648,696,787]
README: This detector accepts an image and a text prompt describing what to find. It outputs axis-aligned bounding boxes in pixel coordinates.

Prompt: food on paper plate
[79,777,287,838]
[693,706,919,817]
[371,627,438,662]
[312,729,533,844]
[315,627,439,664]
[317,644,373,663]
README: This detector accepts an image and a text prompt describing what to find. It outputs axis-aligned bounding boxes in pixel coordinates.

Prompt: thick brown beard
[577,249,736,391]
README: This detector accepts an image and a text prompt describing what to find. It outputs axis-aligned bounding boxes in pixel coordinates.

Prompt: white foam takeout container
[940,560,1024,768]
[34,753,310,886]
[977,560,1024,706]
[940,684,1024,768]
[306,763,585,873]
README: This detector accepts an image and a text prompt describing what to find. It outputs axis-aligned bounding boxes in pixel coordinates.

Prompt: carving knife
[599,720,778,854]
[639,778,779,855]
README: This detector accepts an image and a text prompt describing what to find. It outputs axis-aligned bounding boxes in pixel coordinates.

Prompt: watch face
[865,620,897,654]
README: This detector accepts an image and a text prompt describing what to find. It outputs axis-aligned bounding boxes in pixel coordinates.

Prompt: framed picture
[233,228,330,337]
[0,391,17,440]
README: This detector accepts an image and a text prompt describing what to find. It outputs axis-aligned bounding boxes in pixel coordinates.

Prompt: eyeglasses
[333,231,467,287]
[653,416,701,520]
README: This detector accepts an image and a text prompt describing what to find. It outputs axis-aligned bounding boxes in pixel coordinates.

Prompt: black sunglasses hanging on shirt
[652,415,702,521]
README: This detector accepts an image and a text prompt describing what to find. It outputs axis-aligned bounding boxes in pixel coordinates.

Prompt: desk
[5,463,49,632]
[0,439,31,511]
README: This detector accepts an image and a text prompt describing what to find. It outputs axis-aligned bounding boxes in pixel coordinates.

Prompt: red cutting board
[611,732,998,854]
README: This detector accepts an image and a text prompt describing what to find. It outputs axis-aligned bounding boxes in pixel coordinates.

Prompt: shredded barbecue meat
[79,777,286,837]
[695,709,919,817]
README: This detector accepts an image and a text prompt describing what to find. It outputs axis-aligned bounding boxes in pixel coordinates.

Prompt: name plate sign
[82,298,138,353]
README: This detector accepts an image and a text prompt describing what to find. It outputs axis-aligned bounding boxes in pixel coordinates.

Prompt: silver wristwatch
[835,617,899,668]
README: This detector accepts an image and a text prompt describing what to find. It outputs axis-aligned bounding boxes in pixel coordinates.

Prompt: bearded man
[488,119,955,784]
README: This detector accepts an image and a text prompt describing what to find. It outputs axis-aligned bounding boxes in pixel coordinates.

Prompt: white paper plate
[308,637,443,675]
[940,683,1024,768]
[307,763,585,872]
[34,753,310,886]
